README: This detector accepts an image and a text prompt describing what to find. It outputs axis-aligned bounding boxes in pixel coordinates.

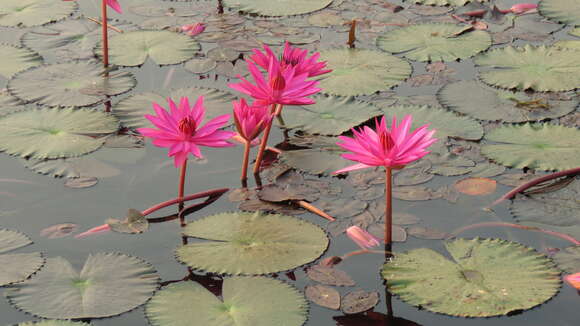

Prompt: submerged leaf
[307,265,356,286]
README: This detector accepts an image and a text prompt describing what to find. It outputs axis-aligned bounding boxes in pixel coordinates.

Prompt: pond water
[0,0,579,326]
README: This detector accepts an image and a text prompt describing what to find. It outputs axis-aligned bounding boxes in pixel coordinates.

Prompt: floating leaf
[438,80,578,122]
[481,124,580,171]
[64,177,98,189]
[8,61,136,107]
[305,284,341,310]
[554,40,580,50]
[99,30,200,66]
[107,209,149,234]
[0,44,42,79]
[0,229,43,286]
[469,162,506,178]
[539,0,580,26]
[377,23,491,62]
[307,265,356,286]
[39,223,78,239]
[316,49,411,96]
[0,108,119,159]
[6,253,159,319]
[341,290,379,314]
[382,238,561,317]
[474,45,580,92]
[368,223,408,242]
[146,277,307,326]
[409,0,480,6]
[407,226,449,239]
[280,149,350,176]
[176,211,329,275]
[281,95,381,135]
[184,57,217,74]
[454,177,497,196]
[223,0,333,16]
[0,0,77,27]
[552,246,580,274]
[317,198,368,219]
[16,321,90,326]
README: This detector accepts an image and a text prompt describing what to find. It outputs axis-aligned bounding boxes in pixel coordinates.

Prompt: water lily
[346,226,381,250]
[181,23,206,37]
[334,115,436,245]
[250,41,332,78]
[106,0,122,13]
[510,3,537,14]
[564,273,580,290]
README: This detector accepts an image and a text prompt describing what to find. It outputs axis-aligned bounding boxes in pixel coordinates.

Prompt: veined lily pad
[281,95,382,135]
[0,0,77,27]
[474,45,580,92]
[0,108,119,159]
[0,229,43,286]
[382,238,561,317]
[377,23,491,62]
[6,253,159,319]
[410,0,482,6]
[99,30,200,66]
[438,80,579,122]
[7,61,136,107]
[16,321,90,326]
[481,123,580,171]
[113,87,237,129]
[316,49,411,97]
[223,0,333,16]
[176,211,329,275]
[146,277,307,326]
[0,44,43,79]
[539,0,580,26]
[553,246,580,274]
[554,40,580,50]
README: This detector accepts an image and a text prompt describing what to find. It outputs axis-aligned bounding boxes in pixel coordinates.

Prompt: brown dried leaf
[307,265,355,286]
[341,290,380,314]
[305,285,341,310]
[454,177,497,196]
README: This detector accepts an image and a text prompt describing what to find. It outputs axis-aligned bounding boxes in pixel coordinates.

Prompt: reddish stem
[296,200,335,221]
[385,167,393,245]
[449,222,580,245]
[341,249,393,260]
[101,0,109,69]
[178,159,188,210]
[241,140,250,183]
[253,104,281,174]
[142,188,229,216]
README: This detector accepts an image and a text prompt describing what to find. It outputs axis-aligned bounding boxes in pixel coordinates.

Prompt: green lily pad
[176,211,329,275]
[107,209,149,234]
[316,48,411,97]
[223,0,333,16]
[554,40,580,50]
[7,61,136,107]
[282,95,382,135]
[474,45,580,92]
[113,87,237,129]
[377,23,491,62]
[99,30,200,66]
[409,0,481,6]
[376,105,483,141]
[382,238,561,317]
[146,277,307,326]
[0,44,43,79]
[16,321,90,326]
[553,246,580,274]
[0,229,44,286]
[438,80,579,122]
[570,27,580,36]
[280,149,351,176]
[481,123,580,171]
[0,108,119,159]
[6,253,159,319]
[0,0,77,27]
[539,0,580,26]
[0,89,24,116]
[510,176,580,239]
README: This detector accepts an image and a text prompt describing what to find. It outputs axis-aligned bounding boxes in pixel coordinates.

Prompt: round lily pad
[146,277,308,326]
[481,123,580,171]
[7,61,136,107]
[99,30,200,66]
[410,0,479,6]
[474,45,580,92]
[16,321,90,326]
[6,252,159,319]
[539,0,580,26]
[382,238,561,317]
[280,149,351,176]
[113,86,237,129]
[553,246,580,274]
[0,0,77,27]
[0,44,43,79]
[316,48,411,97]
[0,108,119,159]
[223,0,333,16]
[438,80,579,122]
[282,95,382,135]
[377,23,491,62]
[176,211,329,275]
[0,229,44,286]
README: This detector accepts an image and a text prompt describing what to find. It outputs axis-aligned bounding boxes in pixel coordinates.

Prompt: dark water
[1,0,578,325]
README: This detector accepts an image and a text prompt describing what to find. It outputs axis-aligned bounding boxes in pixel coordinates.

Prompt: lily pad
[377,23,491,62]
[0,229,43,286]
[223,0,333,16]
[146,277,307,326]
[7,61,136,107]
[16,321,90,326]
[454,177,497,196]
[113,87,237,129]
[0,44,43,79]
[281,95,381,135]
[176,211,329,275]
[0,0,77,27]
[552,246,580,274]
[539,0,580,26]
[316,49,411,97]
[106,209,149,234]
[305,284,340,310]
[410,0,480,6]
[341,290,379,314]
[474,45,580,92]
[307,265,356,286]
[280,149,351,176]
[99,30,200,66]
[6,253,159,319]
[382,238,561,317]
[0,108,119,159]
[481,123,580,171]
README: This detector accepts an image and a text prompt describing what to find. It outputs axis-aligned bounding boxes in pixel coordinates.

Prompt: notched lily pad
[0,0,77,27]
[223,0,334,16]
[552,246,580,274]
[0,229,44,286]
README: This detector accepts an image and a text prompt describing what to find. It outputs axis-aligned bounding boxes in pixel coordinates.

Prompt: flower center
[379,131,395,152]
[178,116,197,137]
[270,72,286,98]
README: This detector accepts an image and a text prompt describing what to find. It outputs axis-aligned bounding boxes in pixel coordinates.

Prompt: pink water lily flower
[510,3,537,14]
[181,23,206,36]
[250,41,332,78]
[106,0,122,14]
[564,273,580,290]
[233,98,274,141]
[137,96,235,168]
[229,56,321,107]
[346,226,381,250]
[334,115,437,174]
